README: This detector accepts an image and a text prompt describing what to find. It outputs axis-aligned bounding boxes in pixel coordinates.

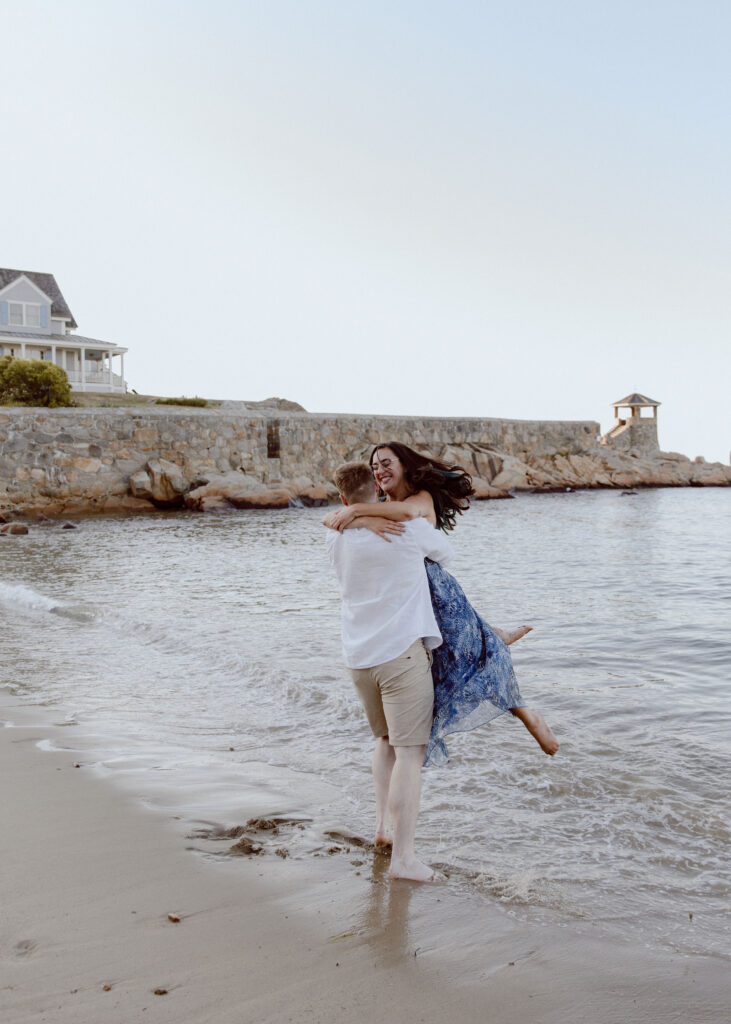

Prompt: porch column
[107,350,113,386]
[121,352,125,387]
[21,341,27,358]
[80,347,86,391]
[51,344,56,367]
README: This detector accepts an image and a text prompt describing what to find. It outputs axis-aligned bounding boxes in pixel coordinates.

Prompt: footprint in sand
[14,939,37,957]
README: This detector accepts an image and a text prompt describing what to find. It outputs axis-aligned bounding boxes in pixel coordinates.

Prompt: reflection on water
[358,856,417,964]
[0,488,729,959]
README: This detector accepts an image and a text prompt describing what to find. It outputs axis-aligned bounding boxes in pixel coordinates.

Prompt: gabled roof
[0,268,78,329]
[612,393,661,407]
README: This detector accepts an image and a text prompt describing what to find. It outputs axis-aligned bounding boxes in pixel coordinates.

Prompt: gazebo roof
[612,393,661,408]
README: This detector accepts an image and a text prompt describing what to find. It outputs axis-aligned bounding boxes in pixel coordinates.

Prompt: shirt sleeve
[409,519,454,567]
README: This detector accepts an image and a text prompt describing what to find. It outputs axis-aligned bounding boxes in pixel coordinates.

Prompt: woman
[326,442,559,766]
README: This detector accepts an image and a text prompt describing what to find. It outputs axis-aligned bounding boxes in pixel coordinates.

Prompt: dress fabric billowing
[424,559,525,767]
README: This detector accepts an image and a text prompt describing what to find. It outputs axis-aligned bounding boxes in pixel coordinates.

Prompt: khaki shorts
[348,640,434,747]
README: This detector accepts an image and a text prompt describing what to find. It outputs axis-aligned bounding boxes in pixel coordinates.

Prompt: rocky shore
[0,406,728,521]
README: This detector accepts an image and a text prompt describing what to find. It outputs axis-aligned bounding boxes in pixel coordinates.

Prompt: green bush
[0,356,74,408]
[154,396,208,407]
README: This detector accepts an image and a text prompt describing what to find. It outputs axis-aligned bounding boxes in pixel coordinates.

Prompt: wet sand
[1,693,726,1024]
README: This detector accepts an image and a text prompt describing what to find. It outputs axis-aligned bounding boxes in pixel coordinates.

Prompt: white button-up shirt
[326,518,454,669]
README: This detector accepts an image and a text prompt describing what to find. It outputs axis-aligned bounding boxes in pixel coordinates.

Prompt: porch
[0,333,127,394]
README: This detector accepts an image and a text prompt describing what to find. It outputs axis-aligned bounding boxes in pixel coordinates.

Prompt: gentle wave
[0,581,98,623]
[1,490,729,959]
[0,581,60,614]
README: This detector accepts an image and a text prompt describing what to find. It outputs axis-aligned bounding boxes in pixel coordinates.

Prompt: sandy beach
[1,692,727,1024]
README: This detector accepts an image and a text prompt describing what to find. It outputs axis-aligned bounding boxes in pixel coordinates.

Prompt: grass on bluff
[154,396,209,407]
[72,393,218,408]
[72,394,306,411]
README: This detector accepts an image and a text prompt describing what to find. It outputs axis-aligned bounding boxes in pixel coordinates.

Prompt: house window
[25,304,41,327]
[7,301,42,327]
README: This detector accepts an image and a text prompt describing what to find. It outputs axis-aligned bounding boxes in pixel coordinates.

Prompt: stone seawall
[0,406,728,518]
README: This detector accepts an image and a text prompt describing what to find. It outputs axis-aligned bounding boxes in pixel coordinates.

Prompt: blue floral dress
[424,559,525,767]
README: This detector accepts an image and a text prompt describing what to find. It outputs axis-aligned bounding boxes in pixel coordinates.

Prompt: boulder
[305,485,336,506]
[24,501,66,517]
[128,460,189,506]
[439,445,474,475]
[471,479,512,500]
[227,487,292,510]
[490,455,532,491]
[183,473,262,510]
[198,495,234,512]
[1,522,29,535]
[183,472,334,511]
[522,458,565,488]
[99,495,157,513]
[129,469,153,499]
[689,463,731,486]
[659,451,690,463]
[145,459,189,505]
[471,449,503,483]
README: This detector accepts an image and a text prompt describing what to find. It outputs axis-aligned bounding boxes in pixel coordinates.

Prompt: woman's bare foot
[510,707,560,756]
[389,855,446,883]
[495,625,533,646]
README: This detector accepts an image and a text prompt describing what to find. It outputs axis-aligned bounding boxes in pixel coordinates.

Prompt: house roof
[0,268,78,329]
[0,329,125,352]
[612,393,661,408]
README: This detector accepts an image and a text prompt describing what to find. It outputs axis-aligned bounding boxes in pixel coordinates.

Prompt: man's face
[371,448,404,496]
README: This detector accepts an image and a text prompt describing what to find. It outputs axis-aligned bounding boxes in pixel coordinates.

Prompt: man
[324,461,453,883]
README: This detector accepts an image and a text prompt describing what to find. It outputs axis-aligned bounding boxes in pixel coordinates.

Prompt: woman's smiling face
[371,447,405,497]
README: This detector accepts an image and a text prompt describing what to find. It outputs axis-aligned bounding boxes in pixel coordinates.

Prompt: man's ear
[339,495,349,506]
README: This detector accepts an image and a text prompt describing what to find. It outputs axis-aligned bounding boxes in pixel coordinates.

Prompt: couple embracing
[325,442,558,884]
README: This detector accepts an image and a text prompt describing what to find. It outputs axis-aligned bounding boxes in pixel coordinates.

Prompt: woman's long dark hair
[369,441,474,532]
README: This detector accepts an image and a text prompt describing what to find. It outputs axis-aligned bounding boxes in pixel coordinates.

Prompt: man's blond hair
[333,461,376,503]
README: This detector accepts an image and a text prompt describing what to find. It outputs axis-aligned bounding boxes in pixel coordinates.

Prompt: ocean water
[1,488,729,960]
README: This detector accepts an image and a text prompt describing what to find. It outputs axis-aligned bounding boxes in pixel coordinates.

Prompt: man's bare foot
[495,625,533,646]
[374,834,393,855]
[511,708,559,755]
[389,856,446,883]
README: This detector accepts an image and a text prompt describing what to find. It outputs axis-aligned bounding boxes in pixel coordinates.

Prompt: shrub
[154,396,208,407]
[0,356,74,407]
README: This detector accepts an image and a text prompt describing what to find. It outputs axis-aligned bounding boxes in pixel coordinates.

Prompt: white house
[0,268,127,394]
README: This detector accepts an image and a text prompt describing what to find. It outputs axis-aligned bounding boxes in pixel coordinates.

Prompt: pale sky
[3,1,729,462]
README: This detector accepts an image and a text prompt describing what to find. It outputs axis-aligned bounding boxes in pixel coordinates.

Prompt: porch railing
[66,370,124,386]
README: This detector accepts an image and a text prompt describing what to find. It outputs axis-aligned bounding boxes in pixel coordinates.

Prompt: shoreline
[2,476,731,525]
[1,691,727,1024]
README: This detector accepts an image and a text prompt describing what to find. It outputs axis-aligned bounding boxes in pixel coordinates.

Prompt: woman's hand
[322,506,357,531]
[357,516,405,541]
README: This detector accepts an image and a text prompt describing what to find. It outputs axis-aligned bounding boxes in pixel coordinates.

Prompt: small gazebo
[601,393,661,453]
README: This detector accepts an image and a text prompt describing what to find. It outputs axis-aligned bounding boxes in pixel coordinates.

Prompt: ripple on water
[1,489,730,958]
